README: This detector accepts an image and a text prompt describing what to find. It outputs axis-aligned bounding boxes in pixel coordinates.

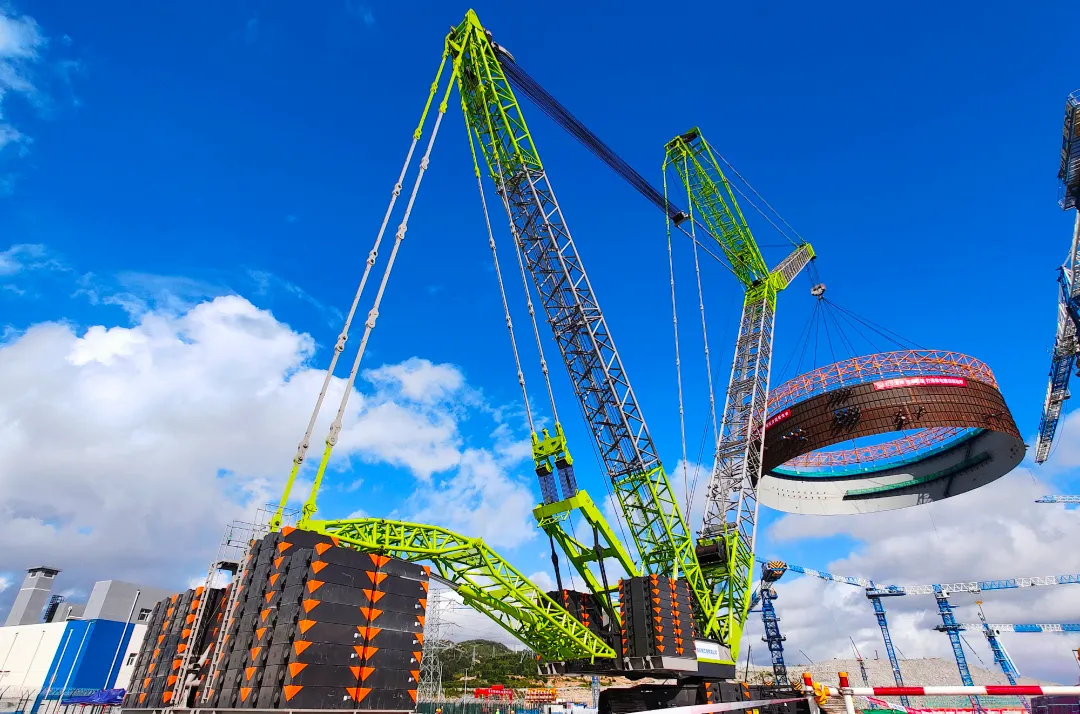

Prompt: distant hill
[440,639,547,693]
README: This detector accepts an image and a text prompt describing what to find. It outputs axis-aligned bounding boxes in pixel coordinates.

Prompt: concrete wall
[81,582,171,625]
[0,622,69,690]
[109,624,147,690]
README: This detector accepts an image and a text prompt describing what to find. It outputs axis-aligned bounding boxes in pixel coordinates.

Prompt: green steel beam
[307,518,617,662]
[533,490,641,618]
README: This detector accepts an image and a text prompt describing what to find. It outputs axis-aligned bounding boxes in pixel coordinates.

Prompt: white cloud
[407,447,538,550]
[0,293,538,608]
[757,468,1080,684]
[0,243,65,276]
[0,8,45,154]
[366,357,467,404]
[528,570,556,593]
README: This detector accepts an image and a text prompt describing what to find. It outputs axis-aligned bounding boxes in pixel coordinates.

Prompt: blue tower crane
[1035,90,1080,464]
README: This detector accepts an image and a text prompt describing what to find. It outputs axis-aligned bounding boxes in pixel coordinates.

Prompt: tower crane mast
[1035,91,1080,464]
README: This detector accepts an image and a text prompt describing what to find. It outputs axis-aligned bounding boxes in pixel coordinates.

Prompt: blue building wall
[31,620,136,714]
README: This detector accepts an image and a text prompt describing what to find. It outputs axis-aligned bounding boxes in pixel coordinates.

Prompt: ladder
[175,512,275,708]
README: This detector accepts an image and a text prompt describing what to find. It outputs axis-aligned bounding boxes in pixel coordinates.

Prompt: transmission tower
[418,587,457,703]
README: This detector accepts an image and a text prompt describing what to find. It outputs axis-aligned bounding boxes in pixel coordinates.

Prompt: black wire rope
[497,53,682,220]
[820,301,838,364]
[826,299,924,350]
[779,301,820,381]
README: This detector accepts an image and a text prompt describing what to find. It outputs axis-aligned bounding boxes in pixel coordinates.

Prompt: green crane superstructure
[264,10,811,671]
[664,130,814,656]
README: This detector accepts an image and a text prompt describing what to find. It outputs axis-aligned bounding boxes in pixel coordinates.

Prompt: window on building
[137,608,151,622]
[126,653,137,666]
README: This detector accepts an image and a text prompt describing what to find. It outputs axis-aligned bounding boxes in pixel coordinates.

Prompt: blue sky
[3,0,1080,682]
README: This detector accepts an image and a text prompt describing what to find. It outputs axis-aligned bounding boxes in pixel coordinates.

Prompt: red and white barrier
[806,672,1080,714]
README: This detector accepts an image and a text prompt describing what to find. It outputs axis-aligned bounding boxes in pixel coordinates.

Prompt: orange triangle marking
[423,565,431,576]
[157,635,164,645]
[362,646,379,659]
[409,690,418,703]
[363,589,384,603]
[419,598,427,609]
[362,607,382,622]
[239,686,251,703]
[176,643,187,653]
[411,670,420,682]
[289,662,307,676]
[415,633,424,644]
[417,615,425,627]
[348,688,371,703]
[274,556,284,569]
[171,659,182,671]
[413,651,423,662]
[283,685,302,701]
[293,641,311,655]
[306,580,325,593]
[269,573,280,587]
[264,592,275,603]
[182,628,192,639]
[278,542,293,553]
[421,581,429,592]
[365,571,388,585]
[302,598,320,612]
[148,663,156,674]
[255,627,266,641]
[358,666,374,681]
[245,667,256,681]
[143,678,151,689]
[315,542,331,555]
[260,608,272,622]
[330,536,340,547]
[249,646,262,660]
[138,693,146,704]
[298,619,316,633]
[366,627,381,639]
[167,675,177,686]
[282,526,295,536]
[312,560,328,573]
[657,645,666,653]
[655,636,665,643]
[161,692,173,703]
[354,645,365,657]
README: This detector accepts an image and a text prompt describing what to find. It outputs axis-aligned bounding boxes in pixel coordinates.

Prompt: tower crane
[1036,495,1080,504]
[758,559,1080,707]
[1035,90,1080,464]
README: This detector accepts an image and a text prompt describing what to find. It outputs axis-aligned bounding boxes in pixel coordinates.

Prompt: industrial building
[0,567,171,714]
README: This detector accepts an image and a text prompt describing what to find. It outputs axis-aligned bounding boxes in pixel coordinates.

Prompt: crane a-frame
[265,9,811,677]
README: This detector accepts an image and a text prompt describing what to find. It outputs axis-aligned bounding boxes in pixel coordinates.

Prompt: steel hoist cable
[271,51,454,531]
[464,103,536,434]
[299,63,460,525]
[663,168,692,521]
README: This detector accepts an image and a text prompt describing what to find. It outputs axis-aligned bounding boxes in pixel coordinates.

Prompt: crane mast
[449,12,711,616]
[664,130,814,650]
[1036,91,1080,463]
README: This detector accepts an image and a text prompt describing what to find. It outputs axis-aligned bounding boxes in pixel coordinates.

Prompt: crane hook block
[811,283,826,298]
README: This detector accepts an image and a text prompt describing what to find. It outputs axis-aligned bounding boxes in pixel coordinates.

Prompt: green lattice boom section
[306,518,617,662]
